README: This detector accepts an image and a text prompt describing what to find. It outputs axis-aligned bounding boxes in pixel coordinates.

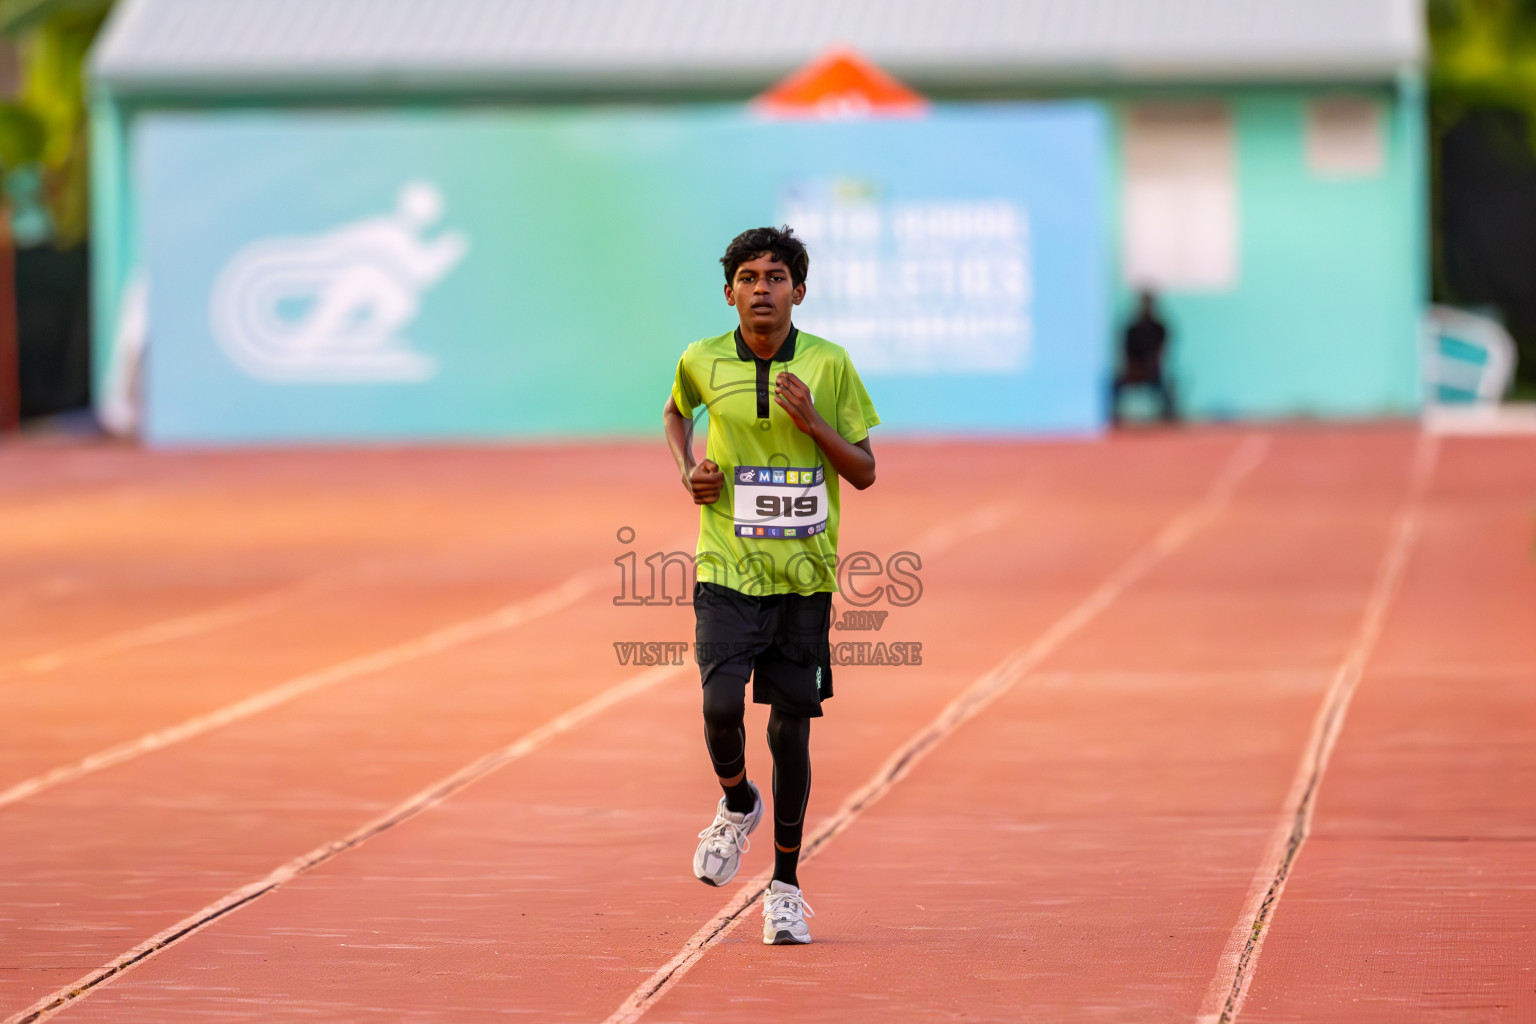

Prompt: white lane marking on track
[603,433,1271,1024]
[0,573,337,678]
[0,568,605,810]
[1365,661,1536,679]
[0,575,83,614]
[1027,668,1327,690]
[0,502,1020,1019]
[1,663,685,1024]
[905,500,1017,558]
[1196,433,1439,1024]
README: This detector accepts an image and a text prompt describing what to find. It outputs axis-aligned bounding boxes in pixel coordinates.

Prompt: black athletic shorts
[693,581,833,718]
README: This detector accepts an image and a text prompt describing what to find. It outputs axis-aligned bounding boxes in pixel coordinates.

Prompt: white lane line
[1028,668,1327,689]
[2,663,686,1024]
[0,575,83,614]
[1366,661,1536,679]
[0,501,1022,1018]
[603,434,1270,1024]
[0,573,338,679]
[1196,433,1439,1024]
[0,491,1011,682]
[0,569,602,810]
[906,500,1017,558]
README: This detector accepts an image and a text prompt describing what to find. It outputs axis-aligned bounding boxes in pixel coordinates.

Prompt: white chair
[1423,305,1515,404]
[1422,306,1536,434]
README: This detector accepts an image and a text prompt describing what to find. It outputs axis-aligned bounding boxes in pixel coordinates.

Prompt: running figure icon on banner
[210,181,468,382]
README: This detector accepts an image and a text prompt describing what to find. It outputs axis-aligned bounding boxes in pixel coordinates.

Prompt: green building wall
[1104,82,1426,420]
[90,77,1427,430]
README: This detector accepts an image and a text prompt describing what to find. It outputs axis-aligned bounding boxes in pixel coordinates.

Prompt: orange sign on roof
[754,48,927,118]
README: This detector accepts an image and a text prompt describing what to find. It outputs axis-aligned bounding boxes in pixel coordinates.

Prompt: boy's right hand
[686,459,724,505]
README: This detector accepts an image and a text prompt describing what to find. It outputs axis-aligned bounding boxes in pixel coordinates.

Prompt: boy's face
[726,254,804,334]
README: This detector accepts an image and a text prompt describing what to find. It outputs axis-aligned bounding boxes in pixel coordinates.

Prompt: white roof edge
[90,62,1422,97]
[91,0,1425,95]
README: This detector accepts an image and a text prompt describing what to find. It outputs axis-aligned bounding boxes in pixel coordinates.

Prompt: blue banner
[136,104,1110,442]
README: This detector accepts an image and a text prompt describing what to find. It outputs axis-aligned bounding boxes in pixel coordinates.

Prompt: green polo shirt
[671,326,880,597]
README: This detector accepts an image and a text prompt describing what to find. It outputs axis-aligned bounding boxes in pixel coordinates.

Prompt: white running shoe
[762,879,814,945]
[692,781,763,887]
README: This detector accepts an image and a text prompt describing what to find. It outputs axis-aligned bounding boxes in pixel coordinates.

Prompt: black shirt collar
[735,325,798,363]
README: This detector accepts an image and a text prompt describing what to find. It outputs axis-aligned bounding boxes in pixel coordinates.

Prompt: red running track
[0,428,1529,1023]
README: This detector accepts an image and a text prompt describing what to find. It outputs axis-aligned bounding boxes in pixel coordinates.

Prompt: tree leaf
[0,102,45,168]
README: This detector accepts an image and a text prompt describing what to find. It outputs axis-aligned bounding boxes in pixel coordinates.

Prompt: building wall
[91,80,1426,438]
[1105,83,1425,420]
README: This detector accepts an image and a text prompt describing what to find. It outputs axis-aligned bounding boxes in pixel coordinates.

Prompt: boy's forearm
[810,420,876,490]
[663,403,696,476]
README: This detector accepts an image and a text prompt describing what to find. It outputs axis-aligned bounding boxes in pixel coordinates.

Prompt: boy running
[663,226,879,945]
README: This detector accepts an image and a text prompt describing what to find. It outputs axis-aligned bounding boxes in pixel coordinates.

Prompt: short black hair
[721,226,809,287]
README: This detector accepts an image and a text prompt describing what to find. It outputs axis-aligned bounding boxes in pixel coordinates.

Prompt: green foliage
[1431,0,1536,118]
[14,9,106,245]
[0,101,44,167]
[1429,0,1536,389]
[0,0,109,247]
[0,0,110,36]
[0,4,108,250]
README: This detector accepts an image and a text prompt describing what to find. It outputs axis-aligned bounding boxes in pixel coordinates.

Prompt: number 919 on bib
[732,464,829,539]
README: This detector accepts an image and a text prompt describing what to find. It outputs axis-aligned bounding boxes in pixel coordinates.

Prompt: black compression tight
[702,676,750,803]
[764,708,811,887]
[702,675,812,887]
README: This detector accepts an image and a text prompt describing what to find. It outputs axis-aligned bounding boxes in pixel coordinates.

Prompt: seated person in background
[1111,290,1178,425]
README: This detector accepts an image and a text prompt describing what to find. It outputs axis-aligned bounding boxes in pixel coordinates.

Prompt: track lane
[607,434,1269,1022]
[638,429,1420,1023]
[0,583,693,1015]
[1240,436,1536,1023]
[30,436,1246,1021]
[0,439,1116,1017]
[0,569,357,679]
[5,663,687,1024]
[0,448,694,790]
[1199,434,1437,1022]
[0,445,666,664]
[0,445,699,1010]
[0,566,600,808]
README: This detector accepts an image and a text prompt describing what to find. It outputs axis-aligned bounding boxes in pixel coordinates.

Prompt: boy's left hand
[774,371,824,438]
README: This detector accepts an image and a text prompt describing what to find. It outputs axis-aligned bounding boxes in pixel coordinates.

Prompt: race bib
[732,464,828,539]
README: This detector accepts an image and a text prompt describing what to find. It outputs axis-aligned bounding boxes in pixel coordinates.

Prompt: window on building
[1306,98,1384,179]
[1123,103,1238,292]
